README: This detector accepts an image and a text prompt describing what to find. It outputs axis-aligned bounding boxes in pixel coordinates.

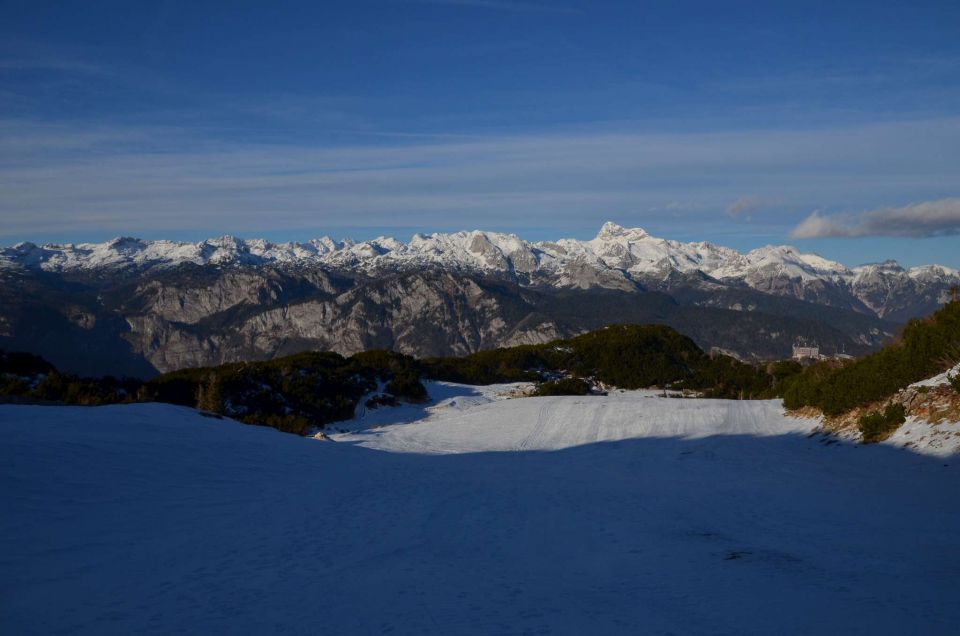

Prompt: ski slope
[335,381,960,456]
[2,391,959,634]
[332,383,817,453]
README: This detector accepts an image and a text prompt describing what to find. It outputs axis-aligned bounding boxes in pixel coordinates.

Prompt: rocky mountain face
[1,223,956,377]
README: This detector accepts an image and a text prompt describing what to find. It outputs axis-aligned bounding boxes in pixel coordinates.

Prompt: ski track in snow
[1,386,959,635]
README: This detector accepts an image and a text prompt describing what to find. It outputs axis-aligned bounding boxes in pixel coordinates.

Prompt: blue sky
[1,0,959,267]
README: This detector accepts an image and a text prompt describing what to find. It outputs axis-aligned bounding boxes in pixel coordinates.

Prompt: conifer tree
[195,373,224,413]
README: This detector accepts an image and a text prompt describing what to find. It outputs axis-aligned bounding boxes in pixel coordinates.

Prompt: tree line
[6,307,958,436]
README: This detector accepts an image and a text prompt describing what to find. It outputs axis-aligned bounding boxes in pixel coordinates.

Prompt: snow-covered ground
[884,417,960,456]
[2,389,959,634]
[909,362,960,389]
[332,382,818,454]
[886,364,960,456]
[324,381,533,438]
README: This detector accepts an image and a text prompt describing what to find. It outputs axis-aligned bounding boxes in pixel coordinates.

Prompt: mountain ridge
[4,221,956,280]
[1,223,955,376]
[4,223,956,322]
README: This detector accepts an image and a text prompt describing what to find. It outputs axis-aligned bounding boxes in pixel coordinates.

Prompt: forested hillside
[423,324,773,398]
[7,306,958,438]
[1,324,785,434]
[781,300,960,416]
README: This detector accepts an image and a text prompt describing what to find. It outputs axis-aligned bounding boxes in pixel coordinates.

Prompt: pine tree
[949,371,960,393]
[195,373,224,413]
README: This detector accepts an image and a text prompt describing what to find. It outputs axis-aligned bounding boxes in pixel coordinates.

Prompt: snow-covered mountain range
[1,221,954,282]
[2,222,957,376]
[4,222,957,319]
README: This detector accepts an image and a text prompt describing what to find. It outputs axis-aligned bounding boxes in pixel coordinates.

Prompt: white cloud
[790,211,842,239]
[790,198,960,239]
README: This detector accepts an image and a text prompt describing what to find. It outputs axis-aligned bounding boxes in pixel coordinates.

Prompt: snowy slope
[339,381,960,457]
[3,395,960,635]
[885,364,960,456]
[884,417,960,456]
[332,382,818,454]
[908,362,960,389]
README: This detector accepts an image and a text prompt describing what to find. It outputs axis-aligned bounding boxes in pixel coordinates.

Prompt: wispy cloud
[790,198,960,239]
[1,117,959,239]
[725,195,766,220]
[0,38,109,76]
[404,0,579,13]
[0,58,106,74]
[710,55,960,95]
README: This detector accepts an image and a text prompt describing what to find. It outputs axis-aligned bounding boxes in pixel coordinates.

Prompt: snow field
[2,389,959,634]
[332,383,818,454]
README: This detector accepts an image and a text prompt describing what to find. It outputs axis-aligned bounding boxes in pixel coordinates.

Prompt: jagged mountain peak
[853,259,960,280]
[855,259,905,274]
[105,236,145,248]
[735,244,851,279]
[594,221,651,241]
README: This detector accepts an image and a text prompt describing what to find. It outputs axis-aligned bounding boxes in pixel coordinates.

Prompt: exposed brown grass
[789,384,960,441]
